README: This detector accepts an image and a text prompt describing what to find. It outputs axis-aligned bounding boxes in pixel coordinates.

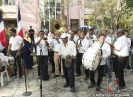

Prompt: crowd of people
[0,25,132,93]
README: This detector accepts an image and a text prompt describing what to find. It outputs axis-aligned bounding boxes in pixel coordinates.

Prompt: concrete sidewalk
[0,65,133,97]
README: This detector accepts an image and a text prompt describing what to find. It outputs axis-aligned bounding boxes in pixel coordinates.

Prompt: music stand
[22,48,32,96]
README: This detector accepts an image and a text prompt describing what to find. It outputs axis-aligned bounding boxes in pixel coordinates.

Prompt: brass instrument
[52,19,66,33]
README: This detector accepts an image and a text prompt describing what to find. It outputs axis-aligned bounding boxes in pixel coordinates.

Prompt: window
[70,19,79,29]
[4,20,17,27]
[2,0,15,5]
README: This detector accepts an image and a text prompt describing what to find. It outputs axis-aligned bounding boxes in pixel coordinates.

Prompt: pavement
[0,64,133,97]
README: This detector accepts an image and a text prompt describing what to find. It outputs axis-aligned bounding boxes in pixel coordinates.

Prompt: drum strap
[79,39,82,46]
[99,43,104,63]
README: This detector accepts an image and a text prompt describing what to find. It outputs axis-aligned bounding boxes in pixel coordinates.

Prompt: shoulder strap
[100,43,104,48]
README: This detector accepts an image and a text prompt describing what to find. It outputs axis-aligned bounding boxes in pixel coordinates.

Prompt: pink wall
[69,5,84,27]
[16,0,40,37]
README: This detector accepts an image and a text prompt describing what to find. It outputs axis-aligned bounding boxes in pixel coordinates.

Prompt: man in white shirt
[73,30,79,44]
[86,28,97,43]
[6,28,23,78]
[58,33,76,93]
[112,29,129,90]
[102,30,112,78]
[88,34,111,91]
[47,32,55,73]
[76,31,91,78]
[50,32,64,78]
[124,30,131,69]
[35,30,49,81]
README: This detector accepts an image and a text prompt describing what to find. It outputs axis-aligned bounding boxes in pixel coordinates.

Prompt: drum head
[82,47,102,71]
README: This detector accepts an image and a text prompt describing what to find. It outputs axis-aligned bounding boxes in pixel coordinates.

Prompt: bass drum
[82,47,102,71]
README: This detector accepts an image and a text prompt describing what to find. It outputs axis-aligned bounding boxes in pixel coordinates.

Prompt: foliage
[124,0,133,10]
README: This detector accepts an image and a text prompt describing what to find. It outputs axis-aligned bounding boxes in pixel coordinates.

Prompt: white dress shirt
[113,42,118,55]
[73,35,79,44]
[86,34,97,41]
[114,35,129,56]
[127,38,131,49]
[50,39,61,52]
[9,35,23,51]
[92,42,111,65]
[105,35,112,44]
[77,38,90,53]
[35,37,48,56]
[58,41,76,59]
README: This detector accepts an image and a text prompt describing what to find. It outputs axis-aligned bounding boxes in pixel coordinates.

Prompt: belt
[54,51,58,53]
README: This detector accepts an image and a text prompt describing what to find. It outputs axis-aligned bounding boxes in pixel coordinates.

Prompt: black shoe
[62,75,64,78]
[88,84,95,88]
[10,73,17,77]
[53,75,59,78]
[119,86,126,90]
[71,87,75,93]
[51,70,55,73]
[63,83,69,88]
[19,75,22,79]
[96,86,100,91]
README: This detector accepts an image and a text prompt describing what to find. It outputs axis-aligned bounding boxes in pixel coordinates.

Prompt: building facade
[1,0,40,36]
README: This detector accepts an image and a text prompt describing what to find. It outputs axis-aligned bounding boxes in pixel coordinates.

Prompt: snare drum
[82,47,102,71]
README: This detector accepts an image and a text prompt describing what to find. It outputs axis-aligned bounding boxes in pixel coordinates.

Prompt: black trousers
[37,56,49,80]
[62,59,75,88]
[49,51,55,71]
[113,55,118,78]
[76,53,83,75]
[90,65,105,86]
[116,56,128,87]
[11,50,22,76]
[85,69,90,77]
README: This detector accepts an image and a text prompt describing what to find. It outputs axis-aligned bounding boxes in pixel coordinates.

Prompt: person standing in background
[6,28,23,78]
[23,31,33,72]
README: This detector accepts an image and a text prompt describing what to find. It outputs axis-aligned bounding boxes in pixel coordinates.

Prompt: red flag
[0,11,8,51]
[17,6,23,38]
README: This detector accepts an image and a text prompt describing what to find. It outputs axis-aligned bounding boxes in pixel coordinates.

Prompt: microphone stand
[22,48,32,96]
[40,48,43,97]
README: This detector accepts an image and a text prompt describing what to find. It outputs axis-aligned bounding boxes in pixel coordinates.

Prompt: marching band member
[76,31,89,77]
[112,29,129,90]
[58,33,76,93]
[50,32,64,78]
[6,28,23,78]
[108,28,117,72]
[35,30,49,80]
[73,30,79,44]
[84,30,94,80]
[124,30,131,69]
[102,30,112,78]
[86,28,97,42]
[48,32,55,73]
[88,34,111,91]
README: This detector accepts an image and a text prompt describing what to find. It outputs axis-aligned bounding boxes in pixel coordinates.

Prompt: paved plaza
[0,64,133,97]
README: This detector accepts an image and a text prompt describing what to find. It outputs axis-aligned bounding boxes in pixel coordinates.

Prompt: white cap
[61,33,68,38]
